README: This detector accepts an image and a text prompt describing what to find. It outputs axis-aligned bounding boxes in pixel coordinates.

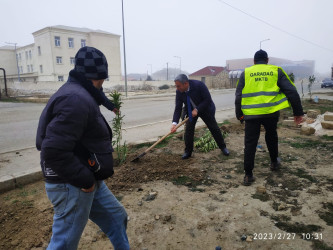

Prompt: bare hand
[171,124,177,133]
[112,108,119,115]
[294,116,304,125]
[81,183,95,193]
[192,109,198,118]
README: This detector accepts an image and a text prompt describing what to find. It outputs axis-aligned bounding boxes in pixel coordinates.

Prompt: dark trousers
[244,116,279,176]
[184,113,226,153]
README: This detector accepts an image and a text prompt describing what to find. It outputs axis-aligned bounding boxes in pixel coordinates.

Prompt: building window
[25,51,28,60]
[40,65,43,73]
[30,64,33,72]
[58,76,64,81]
[55,36,61,47]
[56,56,62,64]
[27,65,30,73]
[68,38,74,48]
[38,46,41,55]
[19,53,21,61]
[29,50,32,59]
[81,39,86,47]
[70,57,75,65]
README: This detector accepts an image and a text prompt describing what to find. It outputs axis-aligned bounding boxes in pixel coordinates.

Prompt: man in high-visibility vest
[235,50,304,186]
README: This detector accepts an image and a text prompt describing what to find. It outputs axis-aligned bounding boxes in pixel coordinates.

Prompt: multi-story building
[0,25,121,84]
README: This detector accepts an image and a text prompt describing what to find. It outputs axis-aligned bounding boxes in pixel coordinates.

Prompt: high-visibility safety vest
[242,64,292,115]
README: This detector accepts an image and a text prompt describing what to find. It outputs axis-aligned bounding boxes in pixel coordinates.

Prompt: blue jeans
[45,181,129,250]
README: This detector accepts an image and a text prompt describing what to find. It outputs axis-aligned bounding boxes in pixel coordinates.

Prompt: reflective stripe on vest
[242,64,290,115]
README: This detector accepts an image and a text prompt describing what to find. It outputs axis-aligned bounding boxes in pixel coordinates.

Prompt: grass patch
[172,176,199,186]
[0,97,25,103]
[154,134,175,148]
[282,177,305,191]
[282,154,299,163]
[21,200,34,207]
[18,190,29,197]
[172,175,215,190]
[3,195,12,201]
[312,240,333,250]
[318,202,333,226]
[280,98,333,119]
[271,214,291,222]
[318,211,333,226]
[130,142,153,151]
[321,135,333,141]
[259,210,269,217]
[115,195,123,202]
[290,168,318,183]
[252,192,270,202]
[274,221,322,234]
[217,119,231,126]
[190,187,206,192]
[302,98,333,113]
[234,162,245,174]
[289,140,330,149]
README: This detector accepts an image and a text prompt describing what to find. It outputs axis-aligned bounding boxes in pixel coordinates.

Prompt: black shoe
[243,175,256,186]
[221,147,230,156]
[182,152,192,160]
[270,157,281,171]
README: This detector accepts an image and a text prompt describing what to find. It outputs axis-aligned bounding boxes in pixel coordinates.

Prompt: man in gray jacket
[36,46,129,249]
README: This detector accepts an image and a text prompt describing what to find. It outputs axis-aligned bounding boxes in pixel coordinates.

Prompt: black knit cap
[74,46,108,80]
[254,49,268,62]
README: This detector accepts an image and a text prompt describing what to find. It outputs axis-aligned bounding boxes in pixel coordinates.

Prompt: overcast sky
[1,0,333,76]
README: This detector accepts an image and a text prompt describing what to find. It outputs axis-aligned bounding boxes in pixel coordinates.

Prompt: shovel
[131,117,189,162]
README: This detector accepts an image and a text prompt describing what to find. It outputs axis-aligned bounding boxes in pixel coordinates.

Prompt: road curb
[0,171,43,194]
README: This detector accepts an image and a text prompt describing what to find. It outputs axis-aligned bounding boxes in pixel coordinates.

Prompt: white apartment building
[0,25,122,83]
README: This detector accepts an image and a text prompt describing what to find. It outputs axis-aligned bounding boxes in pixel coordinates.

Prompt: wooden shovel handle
[143,117,189,154]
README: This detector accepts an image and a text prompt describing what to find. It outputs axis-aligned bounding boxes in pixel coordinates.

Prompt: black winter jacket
[36,71,114,189]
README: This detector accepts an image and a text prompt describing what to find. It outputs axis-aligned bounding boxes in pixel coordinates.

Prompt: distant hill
[124,68,189,81]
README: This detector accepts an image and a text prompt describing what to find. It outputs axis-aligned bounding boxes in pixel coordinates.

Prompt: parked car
[321,80,333,88]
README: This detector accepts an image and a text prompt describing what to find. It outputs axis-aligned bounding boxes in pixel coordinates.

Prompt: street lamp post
[147,64,152,76]
[260,39,270,49]
[121,0,128,97]
[174,56,181,74]
[6,42,20,82]
[166,62,169,80]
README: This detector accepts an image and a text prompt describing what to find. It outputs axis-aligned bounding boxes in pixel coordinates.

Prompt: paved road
[0,89,236,154]
[0,82,328,154]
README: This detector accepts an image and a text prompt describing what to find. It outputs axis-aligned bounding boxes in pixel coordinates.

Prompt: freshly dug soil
[1,110,333,249]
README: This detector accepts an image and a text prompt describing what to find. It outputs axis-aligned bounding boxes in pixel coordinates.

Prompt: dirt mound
[107,153,205,191]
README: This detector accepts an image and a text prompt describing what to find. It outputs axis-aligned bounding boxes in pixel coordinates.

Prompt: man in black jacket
[171,74,229,159]
[36,47,129,249]
[235,50,304,186]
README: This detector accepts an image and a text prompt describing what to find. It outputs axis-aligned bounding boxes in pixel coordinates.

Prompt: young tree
[308,75,316,101]
[109,91,127,165]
